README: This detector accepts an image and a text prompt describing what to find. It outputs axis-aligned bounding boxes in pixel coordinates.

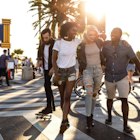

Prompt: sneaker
[105,119,112,125]
[123,126,133,133]
[39,107,52,114]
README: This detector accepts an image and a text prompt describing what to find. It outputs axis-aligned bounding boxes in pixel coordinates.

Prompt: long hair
[83,25,99,42]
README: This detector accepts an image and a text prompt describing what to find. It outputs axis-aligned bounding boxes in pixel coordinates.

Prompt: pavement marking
[72,96,140,140]
[0,134,4,140]
[24,112,95,140]
[0,76,140,140]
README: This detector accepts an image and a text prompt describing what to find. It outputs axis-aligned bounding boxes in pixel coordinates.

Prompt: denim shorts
[58,66,76,83]
[127,64,135,72]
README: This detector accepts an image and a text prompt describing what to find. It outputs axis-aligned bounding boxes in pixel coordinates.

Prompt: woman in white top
[52,22,81,134]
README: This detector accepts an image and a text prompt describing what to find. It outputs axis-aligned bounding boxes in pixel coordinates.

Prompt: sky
[86,0,140,52]
[0,0,38,63]
[0,0,140,63]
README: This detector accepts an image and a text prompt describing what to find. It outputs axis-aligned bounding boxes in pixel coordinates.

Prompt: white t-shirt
[44,44,50,70]
[53,38,81,68]
[14,59,18,65]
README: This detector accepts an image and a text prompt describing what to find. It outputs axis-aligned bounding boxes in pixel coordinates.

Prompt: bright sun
[84,0,140,52]
[85,0,106,21]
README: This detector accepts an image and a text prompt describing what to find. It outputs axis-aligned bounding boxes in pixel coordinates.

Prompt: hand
[49,68,54,76]
[52,73,61,86]
[37,60,43,67]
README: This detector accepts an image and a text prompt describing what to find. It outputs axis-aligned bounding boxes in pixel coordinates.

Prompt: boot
[91,114,94,127]
[51,96,55,111]
[52,103,55,111]
[86,116,92,132]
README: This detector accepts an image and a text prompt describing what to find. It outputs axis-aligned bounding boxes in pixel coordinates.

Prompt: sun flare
[85,0,106,21]
[84,0,140,52]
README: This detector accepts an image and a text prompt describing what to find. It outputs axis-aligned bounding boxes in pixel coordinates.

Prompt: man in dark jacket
[37,28,55,114]
[0,49,10,86]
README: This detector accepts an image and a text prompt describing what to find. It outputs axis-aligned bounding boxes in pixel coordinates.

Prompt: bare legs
[59,80,75,134]
[106,98,133,133]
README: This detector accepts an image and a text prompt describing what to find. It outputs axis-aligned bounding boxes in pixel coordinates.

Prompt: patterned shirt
[102,40,136,82]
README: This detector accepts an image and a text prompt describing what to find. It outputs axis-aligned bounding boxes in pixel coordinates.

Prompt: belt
[58,66,75,71]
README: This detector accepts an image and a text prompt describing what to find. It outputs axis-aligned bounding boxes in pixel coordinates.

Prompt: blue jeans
[83,65,103,116]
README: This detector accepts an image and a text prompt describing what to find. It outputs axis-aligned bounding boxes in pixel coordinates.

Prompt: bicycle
[74,75,85,98]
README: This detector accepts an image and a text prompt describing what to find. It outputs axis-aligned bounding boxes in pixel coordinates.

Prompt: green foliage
[11,49,24,58]
[136,51,140,60]
[29,0,81,37]
[13,49,24,55]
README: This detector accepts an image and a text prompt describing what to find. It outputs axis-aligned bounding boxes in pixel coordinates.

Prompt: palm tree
[11,49,24,58]
[29,0,80,37]
[136,51,140,60]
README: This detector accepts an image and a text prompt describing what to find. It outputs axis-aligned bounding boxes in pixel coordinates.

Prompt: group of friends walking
[37,22,140,134]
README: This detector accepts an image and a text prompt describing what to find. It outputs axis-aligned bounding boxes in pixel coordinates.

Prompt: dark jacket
[37,38,55,70]
[77,39,104,73]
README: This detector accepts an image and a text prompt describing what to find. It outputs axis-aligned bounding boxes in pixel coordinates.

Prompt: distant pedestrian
[8,55,15,79]
[37,28,55,114]
[14,57,18,73]
[102,27,140,133]
[0,50,10,86]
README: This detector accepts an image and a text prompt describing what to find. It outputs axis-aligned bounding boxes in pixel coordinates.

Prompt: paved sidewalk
[0,73,140,140]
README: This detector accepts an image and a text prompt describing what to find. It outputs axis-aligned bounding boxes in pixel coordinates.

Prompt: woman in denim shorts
[52,22,81,134]
[77,26,104,131]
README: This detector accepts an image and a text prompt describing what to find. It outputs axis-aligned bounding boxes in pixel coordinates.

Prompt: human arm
[100,42,107,72]
[49,67,54,76]
[131,57,140,74]
[52,50,59,76]
[52,50,61,85]
[37,42,43,67]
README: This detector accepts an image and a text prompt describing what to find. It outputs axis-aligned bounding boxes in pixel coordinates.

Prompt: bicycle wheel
[74,76,85,98]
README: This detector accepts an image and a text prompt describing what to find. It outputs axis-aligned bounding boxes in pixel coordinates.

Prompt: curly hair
[60,22,78,38]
